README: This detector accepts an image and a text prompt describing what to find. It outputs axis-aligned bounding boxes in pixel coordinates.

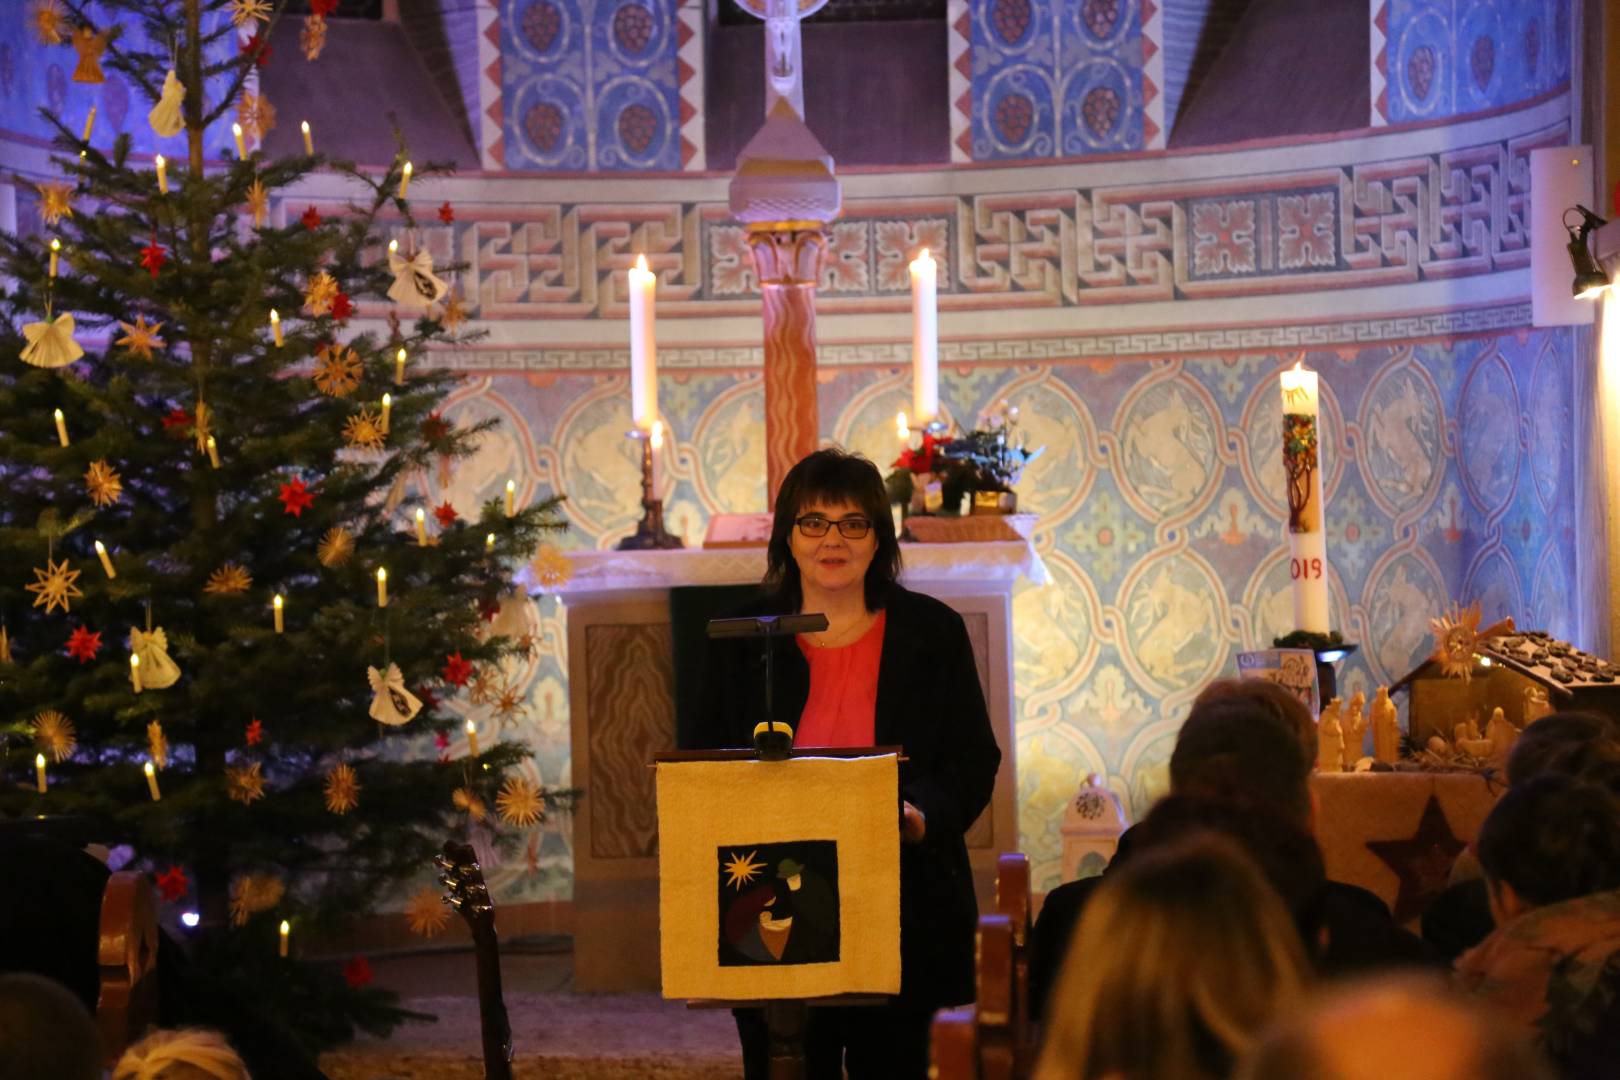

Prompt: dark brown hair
[763,448,901,612]
[1171,679,1316,826]
[1477,774,1620,906]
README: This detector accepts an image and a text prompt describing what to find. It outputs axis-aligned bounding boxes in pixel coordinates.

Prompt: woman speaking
[696,448,1002,1078]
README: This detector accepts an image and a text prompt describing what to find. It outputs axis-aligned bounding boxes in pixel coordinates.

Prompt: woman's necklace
[807,610,874,649]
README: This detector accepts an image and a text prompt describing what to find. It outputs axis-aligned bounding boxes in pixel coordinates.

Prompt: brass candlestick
[616,428,683,550]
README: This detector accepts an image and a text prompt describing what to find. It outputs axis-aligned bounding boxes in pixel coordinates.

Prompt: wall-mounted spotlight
[1567,205,1611,299]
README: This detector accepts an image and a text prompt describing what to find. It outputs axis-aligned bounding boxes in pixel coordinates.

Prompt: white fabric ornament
[148,68,185,137]
[367,662,423,726]
[21,313,84,368]
[129,628,182,689]
[387,249,448,312]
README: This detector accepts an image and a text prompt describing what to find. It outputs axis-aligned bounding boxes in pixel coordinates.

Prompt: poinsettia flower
[892,433,941,475]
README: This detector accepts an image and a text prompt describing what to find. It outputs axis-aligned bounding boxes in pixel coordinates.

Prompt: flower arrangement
[887,401,1043,515]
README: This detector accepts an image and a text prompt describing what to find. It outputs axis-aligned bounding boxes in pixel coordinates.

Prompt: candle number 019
[1290,557,1323,581]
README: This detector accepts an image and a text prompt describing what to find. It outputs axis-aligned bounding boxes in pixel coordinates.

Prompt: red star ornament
[65,625,102,663]
[477,595,501,622]
[245,718,264,746]
[421,413,450,444]
[241,31,272,67]
[278,477,316,517]
[162,407,194,434]
[1365,795,1468,924]
[311,0,339,16]
[433,501,459,528]
[300,205,321,229]
[140,237,167,278]
[441,651,473,687]
[330,291,353,322]
[434,730,450,750]
[342,955,374,989]
[154,865,190,903]
[438,201,455,224]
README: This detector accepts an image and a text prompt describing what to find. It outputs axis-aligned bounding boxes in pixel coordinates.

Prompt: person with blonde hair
[111,1028,251,1080]
[1034,835,1310,1080]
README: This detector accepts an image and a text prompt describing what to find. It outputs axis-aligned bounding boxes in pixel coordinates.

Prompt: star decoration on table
[31,0,66,45]
[343,956,374,989]
[65,625,102,663]
[139,236,167,277]
[316,526,354,568]
[438,201,455,224]
[439,290,468,332]
[240,30,272,67]
[116,315,165,360]
[300,13,329,60]
[496,775,544,827]
[230,0,271,27]
[342,408,386,451]
[313,342,362,396]
[442,651,474,687]
[36,180,74,226]
[245,718,264,746]
[331,291,353,322]
[1427,602,1513,682]
[278,477,316,517]
[1365,795,1467,924]
[325,762,361,815]
[246,179,269,227]
[452,786,488,822]
[225,761,266,804]
[154,865,189,903]
[205,562,253,596]
[300,205,321,230]
[235,90,276,142]
[433,501,459,528]
[228,873,284,926]
[304,271,338,316]
[33,709,77,762]
[84,459,123,506]
[27,557,83,614]
[147,721,168,769]
[406,887,450,938]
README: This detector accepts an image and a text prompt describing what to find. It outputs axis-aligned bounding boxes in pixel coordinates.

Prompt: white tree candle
[1280,363,1329,633]
[909,249,939,425]
[628,255,658,430]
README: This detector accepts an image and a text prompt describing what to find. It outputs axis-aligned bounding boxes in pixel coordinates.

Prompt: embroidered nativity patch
[717,840,840,966]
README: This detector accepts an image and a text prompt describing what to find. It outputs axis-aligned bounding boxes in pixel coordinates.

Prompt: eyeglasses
[795,514,873,539]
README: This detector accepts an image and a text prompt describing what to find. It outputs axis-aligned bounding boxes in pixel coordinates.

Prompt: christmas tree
[0,1,566,1072]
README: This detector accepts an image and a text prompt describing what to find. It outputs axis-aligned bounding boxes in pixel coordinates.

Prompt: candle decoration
[82,105,96,141]
[269,308,282,347]
[93,539,116,578]
[49,237,61,277]
[273,593,284,634]
[395,347,406,386]
[54,408,69,446]
[131,653,142,693]
[909,248,939,425]
[144,760,161,801]
[279,919,290,958]
[36,753,47,794]
[415,507,428,547]
[628,255,658,430]
[155,153,168,193]
[897,411,908,441]
[504,479,515,517]
[485,532,496,553]
[380,393,391,434]
[614,425,683,550]
[398,161,412,199]
[232,122,246,158]
[465,718,480,757]
[376,567,387,608]
[300,120,313,155]
[1280,362,1329,634]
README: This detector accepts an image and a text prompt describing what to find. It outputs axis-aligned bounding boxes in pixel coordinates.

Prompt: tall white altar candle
[1281,363,1329,633]
[910,249,939,425]
[628,255,658,431]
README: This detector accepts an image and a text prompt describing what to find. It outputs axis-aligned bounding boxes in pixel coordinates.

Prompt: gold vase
[971,490,1017,515]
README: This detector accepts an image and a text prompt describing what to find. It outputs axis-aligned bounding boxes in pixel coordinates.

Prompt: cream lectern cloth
[657,753,901,1000]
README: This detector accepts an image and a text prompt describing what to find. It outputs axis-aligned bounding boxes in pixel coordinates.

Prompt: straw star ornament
[225,762,266,804]
[324,763,361,815]
[27,557,82,614]
[205,563,253,595]
[116,315,165,360]
[406,888,450,938]
[84,459,123,506]
[33,709,77,762]
[496,776,544,827]
[36,181,74,226]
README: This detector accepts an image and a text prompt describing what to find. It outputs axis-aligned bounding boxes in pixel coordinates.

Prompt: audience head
[764,448,901,611]
[1240,974,1552,1080]
[1036,835,1309,1080]
[111,1028,251,1080]
[0,972,103,1080]
[1475,773,1620,922]
[1172,679,1315,827]
[1506,711,1619,787]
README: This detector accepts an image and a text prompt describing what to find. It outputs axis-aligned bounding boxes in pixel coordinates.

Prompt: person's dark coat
[693,582,1001,1009]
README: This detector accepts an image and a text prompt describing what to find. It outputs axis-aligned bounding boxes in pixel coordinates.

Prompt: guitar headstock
[438,839,495,936]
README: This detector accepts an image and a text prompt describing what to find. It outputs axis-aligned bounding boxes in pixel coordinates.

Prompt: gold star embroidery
[313,343,362,396]
[31,0,66,45]
[33,709,77,763]
[37,181,74,226]
[317,526,355,568]
[147,721,168,770]
[230,0,272,27]
[723,849,764,889]
[304,271,338,317]
[226,761,266,804]
[116,315,165,360]
[342,408,386,450]
[235,90,276,143]
[452,786,488,822]
[246,179,269,228]
[324,763,360,814]
[27,557,82,615]
[84,459,123,507]
[406,887,450,938]
[496,776,544,828]
[205,563,253,595]
[228,873,284,926]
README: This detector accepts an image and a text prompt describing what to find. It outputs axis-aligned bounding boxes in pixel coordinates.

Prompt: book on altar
[703,512,776,548]
[656,753,901,1000]
[1237,648,1320,717]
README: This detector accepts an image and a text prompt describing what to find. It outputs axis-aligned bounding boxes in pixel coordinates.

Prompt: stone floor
[319,936,744,1080]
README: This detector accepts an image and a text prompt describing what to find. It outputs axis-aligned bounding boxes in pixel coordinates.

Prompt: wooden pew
[993,853,1034,1067]
[96,870,159,1063]
[931,852,1037,1080]
[976,914,1016,1080]
[929,1005,978,1080]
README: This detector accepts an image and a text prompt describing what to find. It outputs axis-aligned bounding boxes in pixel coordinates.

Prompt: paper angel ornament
[368,662,423,726]
[129,628,182,690]
[21,313,84,368]
[148,68,186,137]
[387,248,448,312]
